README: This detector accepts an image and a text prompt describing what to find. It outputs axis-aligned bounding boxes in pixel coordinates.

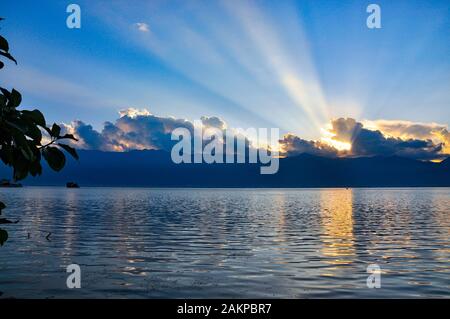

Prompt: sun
[320,127,352,151]
[321,137,352,151]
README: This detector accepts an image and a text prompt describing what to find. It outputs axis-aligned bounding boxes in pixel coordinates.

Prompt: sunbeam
[223,0,331,133]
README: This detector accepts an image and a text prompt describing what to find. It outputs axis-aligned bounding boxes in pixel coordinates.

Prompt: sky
[1,0,450,159]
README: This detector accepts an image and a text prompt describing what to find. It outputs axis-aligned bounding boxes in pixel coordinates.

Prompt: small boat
[66,182,80,188]
[0,179,22,188]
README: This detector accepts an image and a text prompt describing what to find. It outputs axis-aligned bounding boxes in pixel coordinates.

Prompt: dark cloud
[364,119,450,155]
[330,117,362,143]
[329,118,444,160]
[279,134,338,157]
[280,117,448,161]
[351,126,442,159]
[63,120,109,150]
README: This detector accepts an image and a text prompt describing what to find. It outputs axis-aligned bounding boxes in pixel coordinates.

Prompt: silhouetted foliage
[0,18,78,245]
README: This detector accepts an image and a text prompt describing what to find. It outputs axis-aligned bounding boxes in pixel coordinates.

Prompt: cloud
[62,108,194,152]
[279,134,338,157]
[350,126,442,160]
[434,128,450,154]
[362,119,450,154]
[200,116,226,130]
[280,118,449,161]
[328,118,362,144]
[135,22,150,32]
[61,110,449,162]
[61,120,110,150]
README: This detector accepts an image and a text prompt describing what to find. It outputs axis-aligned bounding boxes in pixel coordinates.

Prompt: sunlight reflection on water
[0,187,449,298]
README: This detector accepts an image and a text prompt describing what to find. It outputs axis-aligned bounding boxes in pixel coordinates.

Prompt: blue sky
[2,0,449,141]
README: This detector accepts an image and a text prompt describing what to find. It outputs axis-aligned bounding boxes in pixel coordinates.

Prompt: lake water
[0,187,448,298]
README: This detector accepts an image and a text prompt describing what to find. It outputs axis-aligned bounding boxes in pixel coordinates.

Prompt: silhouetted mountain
[1,150,449,187]
[441,157,450,168]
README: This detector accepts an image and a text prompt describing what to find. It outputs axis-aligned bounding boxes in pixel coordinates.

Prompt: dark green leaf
[0,148,13,165]
[8,88,21,107]
[0,218,16,224]
[60,133,78,141]
[0,87,10,98]
[20,147,34,161]
[42,146,66,171]
[5,119,26,134]
[43,126,52,136]
[13,169,28,181]
[10,134,34,165]
[0,229,8,246]
[26,123,42,144]
[57,143,79,160]
[22,109,46,127]
[13,152,29,181]
[51,123,61,137]
[0,51,17,64]
[10,128,33,160]
[29,160,42,176]
[0,35,8,51]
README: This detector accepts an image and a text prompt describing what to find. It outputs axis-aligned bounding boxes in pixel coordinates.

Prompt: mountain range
[1,150,449,187]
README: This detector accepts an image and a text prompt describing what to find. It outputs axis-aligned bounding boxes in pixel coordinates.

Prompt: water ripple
[0,187,449,298]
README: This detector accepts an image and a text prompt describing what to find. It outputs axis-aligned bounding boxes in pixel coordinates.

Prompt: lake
[0,187,448,298]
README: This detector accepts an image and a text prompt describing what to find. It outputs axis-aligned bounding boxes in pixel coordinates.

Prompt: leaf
[57,143,79,160]
[42,146,66,171]
[43,126,52,137]
[60,133,78,141]
[10,128,34,160]
[51,123,61,137]
[22,109,46,127]
[0,201,5,215]
[0,35,9,52]
[20,147,34,161]
[13,153,29,181]
[0,51,17,64]
[5,119,26,134]
[14,170,28,182]
[8,88,21,108]
[0,148,13,165]
[0,218,16,224]
[29,160,42,176]
[0,87,10,99]
[25,123,42,144]
[0,229,8,246]
[10,129,34,163]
